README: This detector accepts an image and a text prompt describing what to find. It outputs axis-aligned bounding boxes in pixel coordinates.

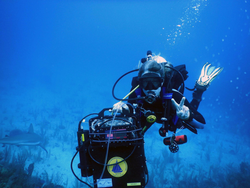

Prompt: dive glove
[196,62,223,91]
[171,97,190,120]
[112,102,130,115]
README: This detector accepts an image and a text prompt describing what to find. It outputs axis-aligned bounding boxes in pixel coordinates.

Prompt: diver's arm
[191,63,223,110]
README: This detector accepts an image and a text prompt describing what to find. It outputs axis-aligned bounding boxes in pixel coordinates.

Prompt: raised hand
[171,97,190,120]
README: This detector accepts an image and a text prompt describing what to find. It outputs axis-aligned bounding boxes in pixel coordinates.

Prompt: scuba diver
[113,50,223,151]
[72,51,223,187]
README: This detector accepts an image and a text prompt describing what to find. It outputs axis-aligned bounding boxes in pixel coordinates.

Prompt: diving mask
[139,77,163,90]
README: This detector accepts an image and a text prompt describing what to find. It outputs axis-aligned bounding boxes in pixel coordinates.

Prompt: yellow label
[107,157,128,177]
[146,115,156,123]
[127,182,141,186]
[81,134,85,142]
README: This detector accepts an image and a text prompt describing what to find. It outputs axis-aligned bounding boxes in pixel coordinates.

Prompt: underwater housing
[76,108,148,188]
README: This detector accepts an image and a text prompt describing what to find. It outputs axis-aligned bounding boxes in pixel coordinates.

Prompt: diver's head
[140,51,173,77]
[138,59,165,104]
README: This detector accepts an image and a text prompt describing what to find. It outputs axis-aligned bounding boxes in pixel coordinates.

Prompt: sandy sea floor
[0,84,249,188]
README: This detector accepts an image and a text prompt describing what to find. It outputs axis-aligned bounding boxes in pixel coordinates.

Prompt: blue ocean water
[0,0,250,187]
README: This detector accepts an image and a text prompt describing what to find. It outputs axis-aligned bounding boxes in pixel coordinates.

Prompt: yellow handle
[121,85,140,101]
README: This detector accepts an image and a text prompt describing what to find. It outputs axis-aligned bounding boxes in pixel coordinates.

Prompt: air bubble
[165,0,208,45]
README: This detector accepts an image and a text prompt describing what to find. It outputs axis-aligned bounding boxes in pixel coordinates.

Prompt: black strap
[161,72,174,135]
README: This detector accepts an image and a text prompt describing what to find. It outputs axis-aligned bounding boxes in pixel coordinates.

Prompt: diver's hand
[171,97,190,120]
[196,62,223,90]
[112,102,130,115]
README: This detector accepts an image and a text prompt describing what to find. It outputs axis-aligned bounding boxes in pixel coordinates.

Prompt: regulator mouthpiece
[145,92,156,104]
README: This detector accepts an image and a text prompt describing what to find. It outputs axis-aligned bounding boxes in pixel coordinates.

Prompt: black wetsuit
[128,64,205,134]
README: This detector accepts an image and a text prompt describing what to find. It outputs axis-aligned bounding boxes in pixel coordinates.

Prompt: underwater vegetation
[148,153,250,188]
[0,147,63,188]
